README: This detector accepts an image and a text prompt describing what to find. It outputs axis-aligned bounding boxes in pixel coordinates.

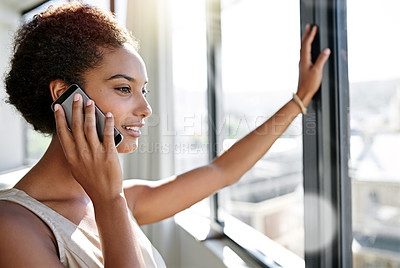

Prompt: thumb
[314,48,331,71]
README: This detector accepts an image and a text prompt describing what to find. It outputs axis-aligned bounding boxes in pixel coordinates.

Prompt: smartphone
[51,84,123,147]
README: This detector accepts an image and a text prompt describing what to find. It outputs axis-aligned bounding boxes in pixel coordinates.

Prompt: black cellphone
[51,84,123,147]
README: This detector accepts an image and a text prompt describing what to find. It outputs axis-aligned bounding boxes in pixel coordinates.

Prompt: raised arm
[126,25,331,226]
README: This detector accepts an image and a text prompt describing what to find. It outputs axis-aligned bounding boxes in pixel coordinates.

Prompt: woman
[0,2,330,267]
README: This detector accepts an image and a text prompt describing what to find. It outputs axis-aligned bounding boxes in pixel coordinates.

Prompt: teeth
[125,126,140,131]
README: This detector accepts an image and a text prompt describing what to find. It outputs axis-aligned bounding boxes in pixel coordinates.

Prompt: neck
[15,135,89,202]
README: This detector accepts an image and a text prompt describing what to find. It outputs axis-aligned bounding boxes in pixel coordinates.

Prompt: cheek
[99,102,118,116]
[96,100,124,125]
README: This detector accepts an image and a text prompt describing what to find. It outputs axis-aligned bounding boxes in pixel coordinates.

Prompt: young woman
[0,2,330,267]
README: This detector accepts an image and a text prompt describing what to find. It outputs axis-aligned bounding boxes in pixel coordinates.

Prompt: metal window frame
[300,0,352,268]
[205,0,224,227]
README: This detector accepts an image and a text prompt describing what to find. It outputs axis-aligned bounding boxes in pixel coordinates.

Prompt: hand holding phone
[52,84,125,205]
[51,84,123,146]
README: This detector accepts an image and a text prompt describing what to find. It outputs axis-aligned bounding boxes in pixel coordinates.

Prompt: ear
[49,79,69,101]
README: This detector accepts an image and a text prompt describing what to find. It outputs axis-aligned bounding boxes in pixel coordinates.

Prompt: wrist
[293,93,308,115]
[92,193,128,213]
[296,91,312,108]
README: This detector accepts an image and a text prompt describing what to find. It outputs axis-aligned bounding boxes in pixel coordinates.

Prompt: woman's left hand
[296,24,331,107]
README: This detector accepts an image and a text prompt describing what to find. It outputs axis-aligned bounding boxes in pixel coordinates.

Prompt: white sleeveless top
[0,188,166,268]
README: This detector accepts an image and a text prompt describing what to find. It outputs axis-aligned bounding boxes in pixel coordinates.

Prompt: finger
[304,25,318,45]
[84,99,100,146]
[70,94,86,144]
[103,112,117,151]
[301,24,311,43]
[314,48,331,71]
[300,25,318,64]
[54,104,76,155]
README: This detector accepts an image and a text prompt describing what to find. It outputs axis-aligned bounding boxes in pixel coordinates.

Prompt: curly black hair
[4,2,138,134]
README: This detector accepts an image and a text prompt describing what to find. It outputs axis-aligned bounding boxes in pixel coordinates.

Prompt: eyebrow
[107,74,134,82]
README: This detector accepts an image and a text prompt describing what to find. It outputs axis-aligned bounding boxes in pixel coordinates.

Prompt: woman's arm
[126,25,331,225]
[54,95,145,267]
[126,99,314,225]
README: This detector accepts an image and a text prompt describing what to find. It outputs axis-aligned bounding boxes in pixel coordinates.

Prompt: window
[347,1,400,267]
[174,0,355,267]
[218,0,304,258]
[171,0,210,217]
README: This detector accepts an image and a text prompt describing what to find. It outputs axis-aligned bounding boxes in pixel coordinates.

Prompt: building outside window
[348,0,400,267]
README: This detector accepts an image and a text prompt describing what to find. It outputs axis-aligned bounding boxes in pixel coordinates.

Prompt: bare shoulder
[0,200,64,267]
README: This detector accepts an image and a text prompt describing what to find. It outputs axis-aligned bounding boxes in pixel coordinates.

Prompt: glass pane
[172,0,209,217]
[348,1,400,267]
[219,0,303,258]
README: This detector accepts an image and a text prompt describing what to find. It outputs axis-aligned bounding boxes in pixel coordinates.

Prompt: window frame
[300,0,352,267]
[205,0,226,229]
[204,0,352,267]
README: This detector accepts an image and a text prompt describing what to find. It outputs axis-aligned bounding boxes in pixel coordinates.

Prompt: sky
[347,0,400,82]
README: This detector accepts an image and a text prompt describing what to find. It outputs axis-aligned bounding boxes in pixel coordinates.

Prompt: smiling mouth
[122,125,142,137]
[123,126,140,131]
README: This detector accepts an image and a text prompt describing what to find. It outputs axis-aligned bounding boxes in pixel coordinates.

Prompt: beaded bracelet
[293,93,307,115]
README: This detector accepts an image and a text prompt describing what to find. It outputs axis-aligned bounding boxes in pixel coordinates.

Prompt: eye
[142,88,150,97]
[115,86,131,94]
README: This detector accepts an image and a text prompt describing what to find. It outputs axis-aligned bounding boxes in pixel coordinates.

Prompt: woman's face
[82,43,152,153]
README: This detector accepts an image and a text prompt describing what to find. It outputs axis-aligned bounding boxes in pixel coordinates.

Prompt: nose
[135,94,152,119]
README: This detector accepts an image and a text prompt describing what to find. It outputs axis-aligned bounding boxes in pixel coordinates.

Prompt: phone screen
[51,84,123,147]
